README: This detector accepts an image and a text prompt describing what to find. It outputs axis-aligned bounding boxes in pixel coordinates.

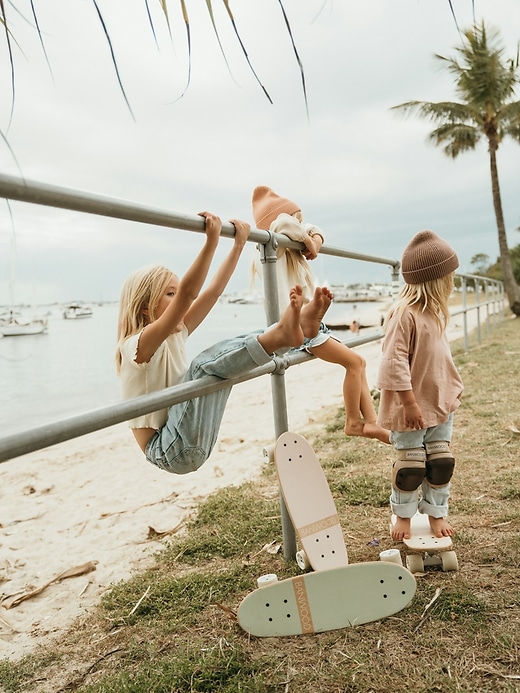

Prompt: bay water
[0,299,367,437]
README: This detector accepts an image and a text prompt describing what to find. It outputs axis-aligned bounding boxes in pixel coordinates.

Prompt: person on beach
[116,211,332,475]
[376,230,463,540]
[251,185,390,445]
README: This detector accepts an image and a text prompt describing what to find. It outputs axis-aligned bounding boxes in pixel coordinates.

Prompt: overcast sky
[1,0,519,305]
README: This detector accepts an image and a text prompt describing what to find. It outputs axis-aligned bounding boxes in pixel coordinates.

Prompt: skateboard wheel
[441,551,458,572]
[406,554,424,574]
[296,549,311,571]
[379,549,403,566]
[262,445,275,463]
[257,573,278,588]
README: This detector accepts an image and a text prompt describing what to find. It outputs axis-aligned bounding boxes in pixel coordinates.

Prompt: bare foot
[259,285,305,352]
[344,420,391,445]
[429,516,455,538]
[391,516,411,541]
[300,287,333,338]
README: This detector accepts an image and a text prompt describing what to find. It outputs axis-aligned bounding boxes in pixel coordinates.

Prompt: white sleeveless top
[119,325,189,429]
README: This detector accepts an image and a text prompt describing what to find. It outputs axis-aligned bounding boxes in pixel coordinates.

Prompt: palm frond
[498,99,520,124]
[29,0,54,84]
[221,0,272,104]
[0,124,24,178]
[90,0,135,120]
[445,0,464,41]
[144,0,161,48]
[499,100,520,142]
[1,0,16,129]
[392,100,478,125]
[168,0,192,102]
[157,0,171,33]
[429,123,480,158]
[204,0,238,86]
[277,0,308,119]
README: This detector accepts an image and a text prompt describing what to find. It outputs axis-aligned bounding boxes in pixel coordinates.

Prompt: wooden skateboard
[237,561,416,637]
[391,513,458,574]
[274,431,348,571]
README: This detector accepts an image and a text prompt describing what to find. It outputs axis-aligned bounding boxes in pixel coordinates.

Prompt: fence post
[258,233,297,561]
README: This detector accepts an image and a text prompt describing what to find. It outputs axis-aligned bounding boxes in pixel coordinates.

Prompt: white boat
[0,311,48,336]
[63,302,93,319]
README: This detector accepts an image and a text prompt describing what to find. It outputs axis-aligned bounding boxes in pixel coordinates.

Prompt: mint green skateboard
[237,561,416,637]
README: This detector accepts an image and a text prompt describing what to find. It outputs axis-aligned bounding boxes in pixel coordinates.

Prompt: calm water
[0,300,359,436]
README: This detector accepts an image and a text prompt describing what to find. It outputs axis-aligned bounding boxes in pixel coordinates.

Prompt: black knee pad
[392,449,426,492]
[425,441,455,487]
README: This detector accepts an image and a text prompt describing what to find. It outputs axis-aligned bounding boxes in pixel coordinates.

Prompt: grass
[1,315,519,692]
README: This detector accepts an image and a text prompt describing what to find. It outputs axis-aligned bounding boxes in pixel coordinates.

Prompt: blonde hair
[115,265,174,373]
[250,210,315,300]
[384,272,454,334]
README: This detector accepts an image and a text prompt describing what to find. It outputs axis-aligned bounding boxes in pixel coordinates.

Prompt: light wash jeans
[390,414,454,518]
[145,331,271,474]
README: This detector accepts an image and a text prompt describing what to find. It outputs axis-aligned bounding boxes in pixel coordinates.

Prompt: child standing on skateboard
[251,186,390,445]
[116,211,332,475]
[376,230,463,540]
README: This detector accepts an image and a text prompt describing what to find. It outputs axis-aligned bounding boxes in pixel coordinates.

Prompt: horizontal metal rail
[0,173,400,269]
[0,331,379,463]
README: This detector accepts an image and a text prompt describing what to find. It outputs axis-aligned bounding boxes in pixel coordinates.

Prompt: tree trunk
[489,147,520,316]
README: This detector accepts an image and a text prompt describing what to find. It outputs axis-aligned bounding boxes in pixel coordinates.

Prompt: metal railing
[0,173,506,560]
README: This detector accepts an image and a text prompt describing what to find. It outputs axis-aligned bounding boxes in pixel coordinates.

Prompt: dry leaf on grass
[1,561,98,610]
[248,540,281,560]
[213,603,237,621]
[100,492,179,518]
[147,519,186,540]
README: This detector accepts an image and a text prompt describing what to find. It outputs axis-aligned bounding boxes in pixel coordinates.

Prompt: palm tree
[392,21,520,316]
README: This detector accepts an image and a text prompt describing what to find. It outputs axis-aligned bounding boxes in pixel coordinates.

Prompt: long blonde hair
[250,210,315,301]
[384,272,454,334]
[115,265,174,373]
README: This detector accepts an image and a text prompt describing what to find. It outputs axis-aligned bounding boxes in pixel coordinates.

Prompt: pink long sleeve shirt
[376,306,463,432]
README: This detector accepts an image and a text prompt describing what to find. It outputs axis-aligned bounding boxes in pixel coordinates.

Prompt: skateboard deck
[391,513,458,573]
[274,432,348,571]
[237,561,416,637]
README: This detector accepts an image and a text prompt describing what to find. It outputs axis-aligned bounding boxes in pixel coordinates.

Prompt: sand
[0,307,472,660]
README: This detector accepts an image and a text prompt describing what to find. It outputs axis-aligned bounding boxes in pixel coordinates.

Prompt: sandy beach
[0,307,474,660]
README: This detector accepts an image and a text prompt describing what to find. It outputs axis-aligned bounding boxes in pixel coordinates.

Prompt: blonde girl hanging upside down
[251,185,390,445]
[116,211,332,475]
[376,230,463,540]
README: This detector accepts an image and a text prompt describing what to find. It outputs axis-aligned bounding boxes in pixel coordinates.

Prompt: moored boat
[63,302,93,319]
[0,311,48,336]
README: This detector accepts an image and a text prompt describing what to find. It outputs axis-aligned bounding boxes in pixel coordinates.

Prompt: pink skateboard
[274,431,348,571]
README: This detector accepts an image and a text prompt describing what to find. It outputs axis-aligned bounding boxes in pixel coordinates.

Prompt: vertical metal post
[391,263,400,299]
[476,281,482,345]
[461,276,469,351]
[258,233,297,561]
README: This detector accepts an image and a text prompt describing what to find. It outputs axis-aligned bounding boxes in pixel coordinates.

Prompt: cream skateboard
[237,561,416,637]
[391,513,458,574]
[274,432,348,571]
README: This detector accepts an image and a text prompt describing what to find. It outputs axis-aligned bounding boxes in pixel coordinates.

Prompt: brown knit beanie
[252,186,300,230]
[401,230,459,284]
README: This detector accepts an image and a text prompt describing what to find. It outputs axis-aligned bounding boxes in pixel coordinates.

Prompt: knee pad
[392,448,426,492]
[425,441,455,487]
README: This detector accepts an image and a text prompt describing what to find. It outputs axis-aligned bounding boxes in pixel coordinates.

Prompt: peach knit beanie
[401,230,459,284]
[252,186,300,230]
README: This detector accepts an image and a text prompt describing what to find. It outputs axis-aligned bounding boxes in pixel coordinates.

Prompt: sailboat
[0,309,48,336]
[1,226,48,337]
[63,301,93,319]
